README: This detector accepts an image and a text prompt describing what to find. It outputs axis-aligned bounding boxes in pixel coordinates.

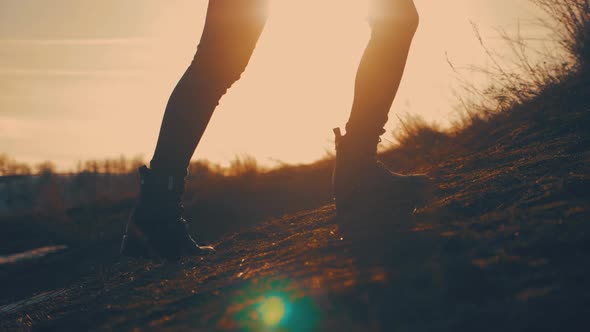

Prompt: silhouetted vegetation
[0,154,33,176]
[537,0,590,70]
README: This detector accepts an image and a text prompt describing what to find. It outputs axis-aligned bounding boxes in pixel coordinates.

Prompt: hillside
[0,61,588,331]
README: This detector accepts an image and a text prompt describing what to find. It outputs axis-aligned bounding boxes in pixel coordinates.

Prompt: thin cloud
[0,68,146,78]
[0,38,151,46]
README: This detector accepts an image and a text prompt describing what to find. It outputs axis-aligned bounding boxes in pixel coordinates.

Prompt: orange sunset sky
[0,0,552,171]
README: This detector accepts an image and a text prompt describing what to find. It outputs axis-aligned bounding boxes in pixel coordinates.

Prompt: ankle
[334,127,380,159]
[138,166,186,198]
[149,160,188,179]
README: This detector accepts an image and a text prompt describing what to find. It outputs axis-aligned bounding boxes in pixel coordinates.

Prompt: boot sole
[120,222,215,261]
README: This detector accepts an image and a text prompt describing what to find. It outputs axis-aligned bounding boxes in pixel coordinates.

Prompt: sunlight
[196,0,371,166]
[0,0,549,170]
[257,295,288,326]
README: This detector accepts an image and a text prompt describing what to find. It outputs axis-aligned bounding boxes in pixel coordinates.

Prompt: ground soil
[1,76,589,331]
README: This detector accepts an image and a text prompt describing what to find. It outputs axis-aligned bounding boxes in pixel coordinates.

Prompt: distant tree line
[0,153,269,178]
[0,154,146,177]
[0,154,34,176]
[73,156,146,175]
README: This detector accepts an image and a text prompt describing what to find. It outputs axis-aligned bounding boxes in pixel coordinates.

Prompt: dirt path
[2,136,589,331]
[2,78,589,331]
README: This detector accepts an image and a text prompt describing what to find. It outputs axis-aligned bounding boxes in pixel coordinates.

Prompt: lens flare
[258,296,287,326]
[227,279,317,331]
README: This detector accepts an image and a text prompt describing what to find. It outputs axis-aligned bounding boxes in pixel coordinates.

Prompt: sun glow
[148,0,543,168]
[0,0,547,170]
[195,0,371,166]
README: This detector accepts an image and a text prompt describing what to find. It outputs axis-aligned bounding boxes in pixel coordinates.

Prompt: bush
[535,0,590,71]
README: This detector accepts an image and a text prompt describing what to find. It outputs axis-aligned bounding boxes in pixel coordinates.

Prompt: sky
[0,0,551,171]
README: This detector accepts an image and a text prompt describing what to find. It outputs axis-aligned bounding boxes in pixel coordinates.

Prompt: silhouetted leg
[332,0,430,219]
[345,0,419,138]
[150,0,268,176]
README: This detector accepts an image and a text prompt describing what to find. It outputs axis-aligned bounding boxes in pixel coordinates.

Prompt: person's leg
[333,0,429,218]
[150,0,269,177]
[122,0,268,260]
[345,0,419,139]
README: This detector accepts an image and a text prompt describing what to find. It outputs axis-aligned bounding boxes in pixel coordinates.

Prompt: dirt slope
[1,75,590,331]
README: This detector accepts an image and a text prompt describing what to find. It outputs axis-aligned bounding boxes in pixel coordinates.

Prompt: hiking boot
[120,166,215,260]
[332,128,432,217]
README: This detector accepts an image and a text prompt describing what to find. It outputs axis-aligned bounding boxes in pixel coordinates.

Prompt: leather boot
[332,128,432,217]
[120,166,215,260]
